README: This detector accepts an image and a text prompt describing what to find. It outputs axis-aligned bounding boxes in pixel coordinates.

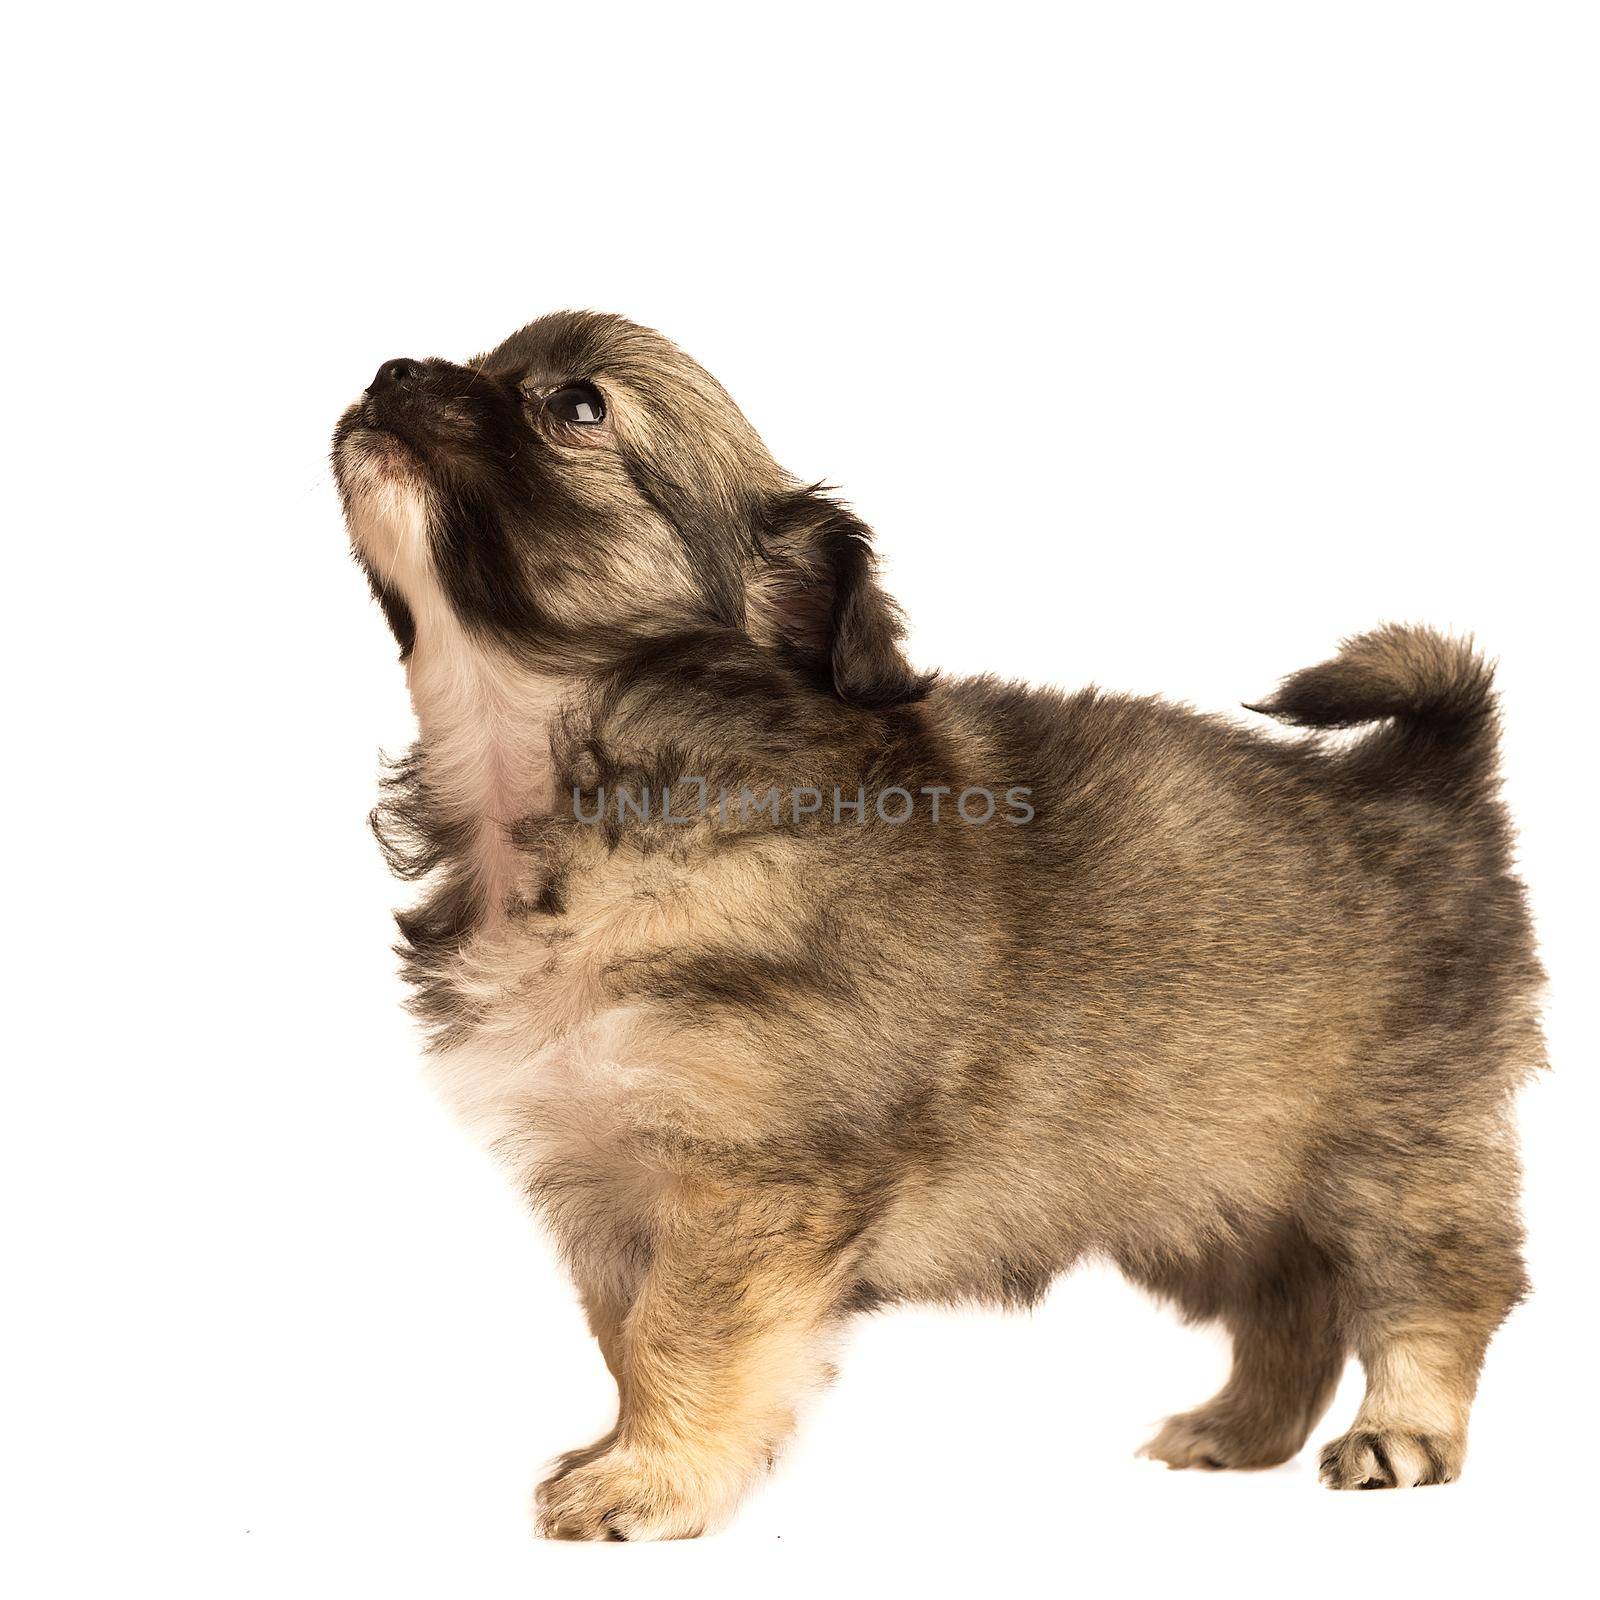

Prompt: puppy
[332,312,1542,1538]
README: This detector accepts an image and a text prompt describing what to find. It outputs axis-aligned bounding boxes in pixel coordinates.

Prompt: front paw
[1318,1427,1462,1489]
[535,1444,713,1541]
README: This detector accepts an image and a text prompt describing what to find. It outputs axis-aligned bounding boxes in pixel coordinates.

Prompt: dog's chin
[336,414,434,580]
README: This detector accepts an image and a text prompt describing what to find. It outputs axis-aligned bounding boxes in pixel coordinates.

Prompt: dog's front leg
[536,1177,849,1540]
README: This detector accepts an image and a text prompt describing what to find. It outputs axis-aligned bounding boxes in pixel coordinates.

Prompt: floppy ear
[755,486,934,708]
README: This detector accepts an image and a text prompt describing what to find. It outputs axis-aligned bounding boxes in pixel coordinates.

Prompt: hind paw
[1140,1407,1302,1471]
[1318,1427,1461,1489]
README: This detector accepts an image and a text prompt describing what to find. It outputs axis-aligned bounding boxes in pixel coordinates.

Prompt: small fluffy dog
[333,312,1542,1538]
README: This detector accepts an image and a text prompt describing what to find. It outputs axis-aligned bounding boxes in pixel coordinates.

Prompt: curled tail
[1248,625,1499,793]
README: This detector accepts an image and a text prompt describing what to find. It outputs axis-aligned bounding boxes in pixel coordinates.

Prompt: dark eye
[546,381,606,425]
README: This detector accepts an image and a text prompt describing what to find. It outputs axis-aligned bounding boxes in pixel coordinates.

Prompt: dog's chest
[417,838,789,1178]
[419,912,612,1137]
[416,846,704,1168]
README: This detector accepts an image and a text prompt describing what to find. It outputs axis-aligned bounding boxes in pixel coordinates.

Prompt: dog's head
[332,311,927,708]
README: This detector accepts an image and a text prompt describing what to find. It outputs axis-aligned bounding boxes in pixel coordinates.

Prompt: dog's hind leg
[1315,1145,1527,1489]
[1140,1227,1347,1471]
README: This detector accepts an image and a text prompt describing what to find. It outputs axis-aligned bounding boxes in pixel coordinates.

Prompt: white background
[6,4,1596,1595]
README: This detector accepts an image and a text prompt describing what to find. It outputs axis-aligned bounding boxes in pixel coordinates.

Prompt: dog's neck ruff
[347,466,570,921]
[407,617,570,921]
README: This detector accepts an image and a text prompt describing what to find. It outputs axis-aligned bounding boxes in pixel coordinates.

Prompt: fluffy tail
[1248,625,1499,793]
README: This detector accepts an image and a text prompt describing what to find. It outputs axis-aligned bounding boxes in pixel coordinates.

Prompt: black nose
[368,357,424,394]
